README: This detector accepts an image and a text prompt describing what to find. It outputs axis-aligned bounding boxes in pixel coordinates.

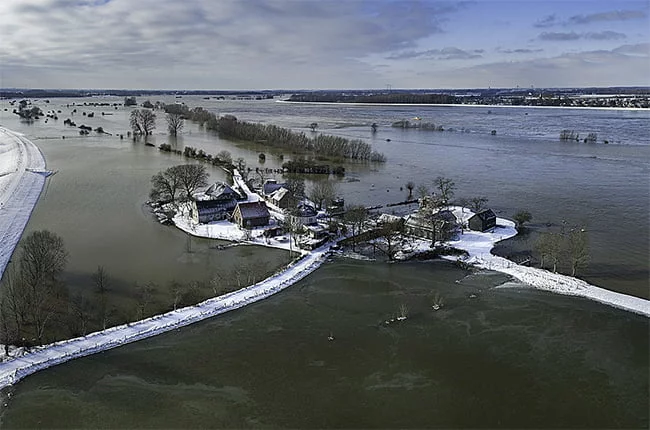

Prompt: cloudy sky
[0,0,648,90]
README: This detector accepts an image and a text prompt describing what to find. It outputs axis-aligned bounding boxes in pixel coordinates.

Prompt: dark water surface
[2,261,648,428]
[0,98,648,428]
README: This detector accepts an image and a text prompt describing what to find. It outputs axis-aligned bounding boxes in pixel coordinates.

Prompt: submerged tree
[129,109,156,136]
[405,181,415,200]
[567,227,589,276]
[19,230,69,343]
[166,112,184,136]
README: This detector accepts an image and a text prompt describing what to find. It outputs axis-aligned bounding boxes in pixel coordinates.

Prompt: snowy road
[0,127,47,279]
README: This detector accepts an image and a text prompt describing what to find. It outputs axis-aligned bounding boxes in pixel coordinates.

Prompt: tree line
[161,104,386,163]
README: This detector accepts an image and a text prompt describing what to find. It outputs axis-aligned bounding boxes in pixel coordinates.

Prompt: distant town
[1,86,649,109]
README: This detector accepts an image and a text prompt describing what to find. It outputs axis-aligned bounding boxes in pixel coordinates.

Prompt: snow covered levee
[0,244,331,389]
[0,127,48,280]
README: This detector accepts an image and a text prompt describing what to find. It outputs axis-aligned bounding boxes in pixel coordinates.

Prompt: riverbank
[0,127,47,279]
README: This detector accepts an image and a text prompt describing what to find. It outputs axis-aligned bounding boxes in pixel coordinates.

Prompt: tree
[469,197,489,213]
[166,113,184,136]
[371,122,378,132]
[129,109,156,136]
[416,184,429,199]
[150,167,181,204]
[175,164,209,200]
[567,227,589,276]
[124,96,137,106]
[434,176,455,206]
[513,210,532,229]
[536,232,562,272]
[405,181,415,200]
[91,265,111,329]
[310,179,338,210]
[374,220,403,261]
[216,150,232,165]
[18,230,69,343]
[285,177,306,208]
[142,100,154,109]
[343,205,368,251]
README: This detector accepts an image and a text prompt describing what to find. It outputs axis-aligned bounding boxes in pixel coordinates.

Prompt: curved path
[0,127,47,279]
[0,245,330,389]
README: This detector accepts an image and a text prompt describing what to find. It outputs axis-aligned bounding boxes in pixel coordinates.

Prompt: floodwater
[0,97,648,428]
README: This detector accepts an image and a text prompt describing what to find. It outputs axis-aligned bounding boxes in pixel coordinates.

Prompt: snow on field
[0,242,332,389]
[0,127,47,280]
[442,207,650,317]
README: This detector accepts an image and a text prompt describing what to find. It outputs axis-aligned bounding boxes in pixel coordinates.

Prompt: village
[157,167,503,261]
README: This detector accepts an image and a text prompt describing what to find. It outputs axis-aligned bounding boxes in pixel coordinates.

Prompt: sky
[0,0,648,90]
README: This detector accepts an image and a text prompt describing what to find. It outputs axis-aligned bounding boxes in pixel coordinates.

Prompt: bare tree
[150,168,182,204]
[175,164,209,200]
[470,197,489,213]
[285,215,304,257]
[19,230,69,343]
[434,176,455,207]
[536,232,562,272]
[310,179,338,210]
[343,205,368,251]
[166,112,184,136]
[216,150,232,164]
[416,184,429,199]
[129,109,156,136]
[91,265,111,329]
[567,227,589,276]
[135,283,155,320]
[374,221,403,261]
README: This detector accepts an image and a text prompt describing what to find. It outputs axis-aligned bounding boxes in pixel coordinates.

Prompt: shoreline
[276,99,648,112]
[0,127,48,280]
[441,207,650,317]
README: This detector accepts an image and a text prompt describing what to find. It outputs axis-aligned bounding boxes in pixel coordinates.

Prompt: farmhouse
[468,209,497,232]
[191,182,243,223]
[404,209,458,241]
[233,201,271,228]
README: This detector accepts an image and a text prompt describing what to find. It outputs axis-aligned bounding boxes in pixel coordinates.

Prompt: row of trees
[536,225,589,276]
[161,104,386,163]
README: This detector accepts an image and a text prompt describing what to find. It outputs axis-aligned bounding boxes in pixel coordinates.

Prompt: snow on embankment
[0,127,47,279]
[447,207,650,317]
[0,245,330,389]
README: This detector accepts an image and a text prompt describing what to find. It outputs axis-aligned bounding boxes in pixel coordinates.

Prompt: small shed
[468,209,497,232]
[233,201,271,228]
